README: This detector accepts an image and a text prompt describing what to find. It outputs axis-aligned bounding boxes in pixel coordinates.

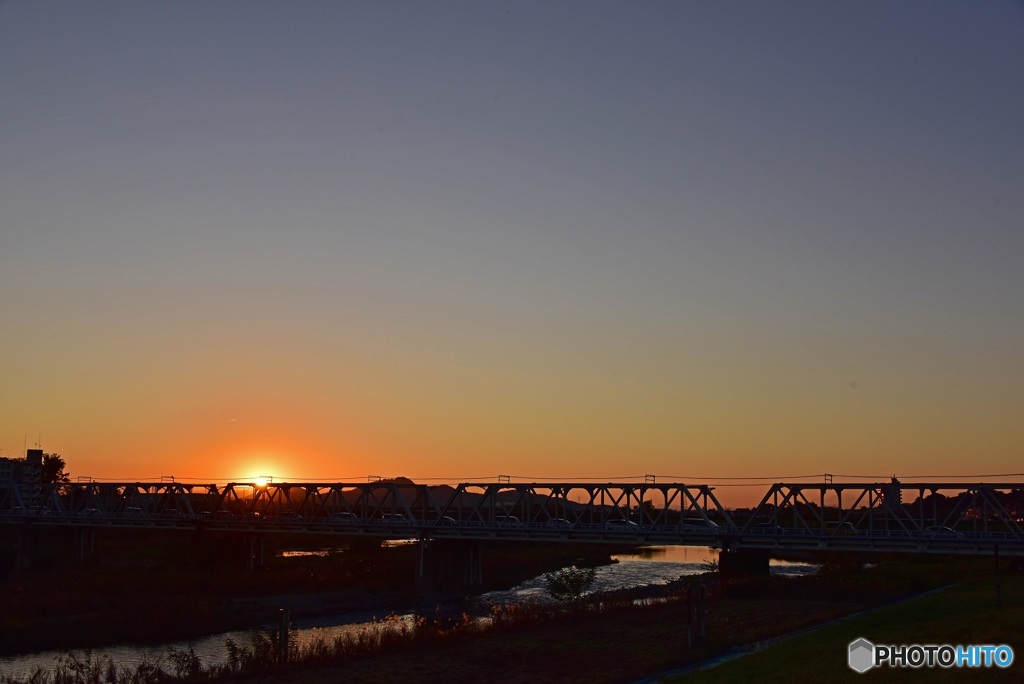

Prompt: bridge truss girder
[2,481,1023,555]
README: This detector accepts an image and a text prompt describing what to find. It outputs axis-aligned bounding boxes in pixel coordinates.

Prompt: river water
[483,544,818,604]
[0,546,818,679]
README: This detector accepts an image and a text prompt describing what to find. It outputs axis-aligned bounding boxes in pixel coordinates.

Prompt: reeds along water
[1,586,709,684]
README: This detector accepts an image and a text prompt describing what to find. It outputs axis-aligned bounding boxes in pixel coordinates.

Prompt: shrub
[544,566,596,603]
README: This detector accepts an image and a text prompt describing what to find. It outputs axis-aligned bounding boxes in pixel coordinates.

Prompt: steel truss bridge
[3,480,1024,556]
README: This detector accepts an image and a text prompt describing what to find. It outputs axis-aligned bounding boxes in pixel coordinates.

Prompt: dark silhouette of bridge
[3,479,1022,556]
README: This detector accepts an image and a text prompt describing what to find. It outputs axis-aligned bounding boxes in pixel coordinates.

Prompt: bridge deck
[2,480,1022,555]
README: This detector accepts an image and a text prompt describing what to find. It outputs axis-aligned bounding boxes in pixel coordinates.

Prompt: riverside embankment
[3,528,997,683]
[0,529,620,656]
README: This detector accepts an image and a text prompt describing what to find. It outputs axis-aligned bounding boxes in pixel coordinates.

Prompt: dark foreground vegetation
[2,532,1015,679]
[0,527,619,655]
[272,555,1011,684]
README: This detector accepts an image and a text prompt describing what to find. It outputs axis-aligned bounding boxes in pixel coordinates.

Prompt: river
[0,546,818,679]
[483,544,817,603]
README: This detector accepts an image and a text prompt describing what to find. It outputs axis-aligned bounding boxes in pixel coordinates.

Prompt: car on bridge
[605,519,639,531]
[546,518,574,530]
[681,517,720,532]
[329,512,359,525]
[495,515,523,528]
[825,521,858,536]
[381,513,409,525]
[924,525,963,538]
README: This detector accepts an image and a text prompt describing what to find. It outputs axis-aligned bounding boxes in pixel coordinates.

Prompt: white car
[329,512,359,524]
[495,515,523,528]
[682,517,720,531]
[605,519,639,531]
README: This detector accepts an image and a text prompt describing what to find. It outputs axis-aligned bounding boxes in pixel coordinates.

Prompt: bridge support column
[718,548,770,579]
[994,544,1001,609]
[246,534,266,571]
[464,542,483,587]
[15,524,35,570]
[686,583,707,643]
[74,527,96,563]
[416,539,483,590]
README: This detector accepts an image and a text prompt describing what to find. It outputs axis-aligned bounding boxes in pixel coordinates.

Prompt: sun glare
[234,451,290,485]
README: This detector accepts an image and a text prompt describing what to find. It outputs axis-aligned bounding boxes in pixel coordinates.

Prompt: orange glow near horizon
[11,413,1024,511]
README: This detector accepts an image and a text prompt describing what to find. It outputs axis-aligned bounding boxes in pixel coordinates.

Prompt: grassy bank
[5,554,998,684]
[245,556,1001,684]
[672,571,1023,683]
[3,539,1015,683]
[0,529,618,655]
[1,576,865,684]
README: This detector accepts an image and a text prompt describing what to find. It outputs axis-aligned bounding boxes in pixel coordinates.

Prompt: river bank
[234,555,1006,684]
[0,530,623,656]
[0,571,868,684]
[1,551,1000,682]
[672,571,1023,683]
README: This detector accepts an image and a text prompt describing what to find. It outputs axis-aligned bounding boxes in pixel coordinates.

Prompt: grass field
[671,571,1023,683]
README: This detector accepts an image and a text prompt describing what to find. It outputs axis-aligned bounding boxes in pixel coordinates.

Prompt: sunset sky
[2,1,1022,502]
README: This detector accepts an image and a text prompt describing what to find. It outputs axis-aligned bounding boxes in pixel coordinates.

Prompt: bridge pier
[718,548,770,579]
[416,538,483,590]
[14,524,36,570]
[246,534,266,571]
[74,527,96,563]
[995,544,1001,609]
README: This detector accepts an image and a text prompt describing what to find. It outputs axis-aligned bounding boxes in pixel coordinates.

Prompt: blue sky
[1,1,1022,493]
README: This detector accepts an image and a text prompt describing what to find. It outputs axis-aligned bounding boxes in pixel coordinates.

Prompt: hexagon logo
[849,638,875,673]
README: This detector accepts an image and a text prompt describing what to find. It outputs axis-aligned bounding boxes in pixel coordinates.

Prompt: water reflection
[0,618,416,679]
[483,545,818,604]
[616,544,721,564]
[279,547,344,558]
